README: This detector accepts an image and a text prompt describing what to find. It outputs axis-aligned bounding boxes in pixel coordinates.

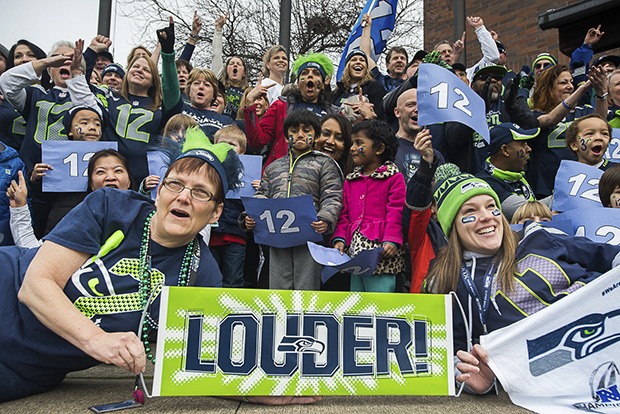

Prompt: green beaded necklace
[138,210,196,363]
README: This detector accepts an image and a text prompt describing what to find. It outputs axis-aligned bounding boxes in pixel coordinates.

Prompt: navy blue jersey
[0,99,26,151]
[0,188,222,387]
[288,100,329,119]
[452,224,620,353]
[181,103,234,140]
[527,106,593,198]
[100,92,165,183]
[19,86,73,172]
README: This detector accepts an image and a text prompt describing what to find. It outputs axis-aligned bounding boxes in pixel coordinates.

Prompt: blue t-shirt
[0,188,222,387]
[223,85,244,120]
[395,137,445,183]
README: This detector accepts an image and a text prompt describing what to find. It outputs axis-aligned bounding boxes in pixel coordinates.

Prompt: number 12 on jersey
[242,195,323,248]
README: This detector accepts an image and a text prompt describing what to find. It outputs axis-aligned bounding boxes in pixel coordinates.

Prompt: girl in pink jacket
[331,120,406,292]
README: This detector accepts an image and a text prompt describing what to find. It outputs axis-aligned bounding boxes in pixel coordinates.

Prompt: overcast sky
[0,0,139,68]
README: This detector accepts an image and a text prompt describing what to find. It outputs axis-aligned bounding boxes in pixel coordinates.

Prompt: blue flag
[226,155,261,200]
[603,128,620,161]
[42,141,118,192]
[147,150,170,200]
[307,242,383,283]
[336,0,398,80]
[553,207,620,245]
[552,160,603,212]
[417,63,490,143]
[241,195,323,248]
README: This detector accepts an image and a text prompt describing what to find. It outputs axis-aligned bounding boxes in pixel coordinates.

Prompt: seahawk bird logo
[527,310,620,377]
[277,336,325,354]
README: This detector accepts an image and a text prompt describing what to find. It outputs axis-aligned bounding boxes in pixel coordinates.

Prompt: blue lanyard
[459,258,497,334]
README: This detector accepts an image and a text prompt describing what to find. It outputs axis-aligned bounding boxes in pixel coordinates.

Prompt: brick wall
[423,0,619,73]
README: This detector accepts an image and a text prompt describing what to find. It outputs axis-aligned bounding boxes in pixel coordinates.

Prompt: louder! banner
[153,287,454,396]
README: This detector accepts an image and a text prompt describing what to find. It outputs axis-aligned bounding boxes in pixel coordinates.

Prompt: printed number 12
[259,209,300,234]
[430,82,472,117]
[63,152,95,177]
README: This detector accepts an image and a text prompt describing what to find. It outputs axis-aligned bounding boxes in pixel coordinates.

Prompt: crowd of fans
[1,9,620,404]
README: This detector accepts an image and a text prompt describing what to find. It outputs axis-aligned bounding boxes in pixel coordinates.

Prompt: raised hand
[71,39,85,76]
[584,25,604,47]
[215,14,228,30]
[481,77,493,109]
[413,128,434,164]
[6,170,28,208]
[191,11,202,37]
[247,73,275,103]
[157,16,176,54]
[361,13,371,28]
[89,35,112,53]
[502,75,519,108]
[587,63,607,95]
[466,16,484,29]
[453,31,465,55]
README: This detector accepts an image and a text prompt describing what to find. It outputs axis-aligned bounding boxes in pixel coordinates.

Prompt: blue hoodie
[0,141,26,245]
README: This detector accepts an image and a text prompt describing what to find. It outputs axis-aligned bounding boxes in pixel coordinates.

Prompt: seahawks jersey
[19,86,73,172]
[100,92,165,183]
[0,99,26,151]
[452,223,620,353]
[181,103,234,140]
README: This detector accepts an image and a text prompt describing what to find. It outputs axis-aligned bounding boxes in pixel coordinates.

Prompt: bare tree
[117,0,423,81]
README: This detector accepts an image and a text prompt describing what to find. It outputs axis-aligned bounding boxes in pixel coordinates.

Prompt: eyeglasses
[162,178,215,202]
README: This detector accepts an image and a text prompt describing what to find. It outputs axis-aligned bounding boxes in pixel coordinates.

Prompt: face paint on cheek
[307,134,313,145]
[517,149,525,159]
[358,146,365,153]
[492,209,501,216]
[461,215,476,224]
[611,194,620,208]
[76,126,84,138]
[580,137,587,151]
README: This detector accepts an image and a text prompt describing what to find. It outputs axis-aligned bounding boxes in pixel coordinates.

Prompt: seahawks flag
[336,0,398,80]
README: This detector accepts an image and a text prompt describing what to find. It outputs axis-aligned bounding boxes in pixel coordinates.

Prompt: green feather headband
[169,127,243,194]
[291,52,334,81]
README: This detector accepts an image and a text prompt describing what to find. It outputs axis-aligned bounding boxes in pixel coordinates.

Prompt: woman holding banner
[424,172,620,393]
[0,129,315,406]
